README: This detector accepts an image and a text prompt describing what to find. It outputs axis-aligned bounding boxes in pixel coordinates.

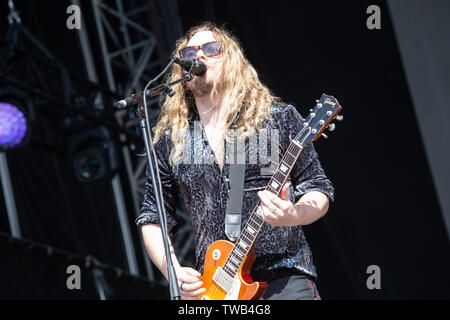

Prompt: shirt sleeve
[135,133,179,231]
[279,104,335,203]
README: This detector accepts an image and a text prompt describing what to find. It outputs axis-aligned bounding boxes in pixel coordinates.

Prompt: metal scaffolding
[76,0,196,281]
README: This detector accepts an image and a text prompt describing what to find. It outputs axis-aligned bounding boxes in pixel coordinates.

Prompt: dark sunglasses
[179,41,222,60]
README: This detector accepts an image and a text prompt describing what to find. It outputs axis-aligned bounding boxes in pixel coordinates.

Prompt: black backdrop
[0,0,449,299]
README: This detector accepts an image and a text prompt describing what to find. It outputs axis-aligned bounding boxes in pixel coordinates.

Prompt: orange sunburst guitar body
[198,94,343,300]
[200,240,267,300]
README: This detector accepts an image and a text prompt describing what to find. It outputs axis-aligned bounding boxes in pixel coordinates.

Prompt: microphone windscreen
[193,61,207,76]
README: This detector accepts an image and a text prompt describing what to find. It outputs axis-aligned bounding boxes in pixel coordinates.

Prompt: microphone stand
[130,59,194,300]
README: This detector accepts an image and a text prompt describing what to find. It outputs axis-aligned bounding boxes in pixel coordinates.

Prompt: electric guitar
[199,94,343,300]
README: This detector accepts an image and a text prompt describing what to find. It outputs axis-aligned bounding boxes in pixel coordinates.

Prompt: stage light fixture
[67,126,120,183]
[0,101,29,151]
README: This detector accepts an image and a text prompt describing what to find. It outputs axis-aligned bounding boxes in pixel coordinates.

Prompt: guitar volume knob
[212,249,221,261]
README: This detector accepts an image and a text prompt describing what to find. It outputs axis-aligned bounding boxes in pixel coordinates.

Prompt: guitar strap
[224,136,246,242]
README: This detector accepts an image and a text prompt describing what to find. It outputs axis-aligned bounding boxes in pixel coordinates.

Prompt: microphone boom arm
[114,62,193,110]
[147,72,192,98]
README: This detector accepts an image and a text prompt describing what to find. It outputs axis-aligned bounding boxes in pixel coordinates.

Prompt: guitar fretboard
[222,141,303,278]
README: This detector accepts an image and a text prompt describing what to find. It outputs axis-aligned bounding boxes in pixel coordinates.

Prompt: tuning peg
[328,123,336,131]
[321,133,328,139]
[336,115,344,121]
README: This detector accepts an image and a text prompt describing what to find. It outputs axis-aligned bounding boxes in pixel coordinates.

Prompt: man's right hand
[176,266,206,300]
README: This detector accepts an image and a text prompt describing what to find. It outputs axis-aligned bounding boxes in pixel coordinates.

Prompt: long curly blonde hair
[153,21,279,165]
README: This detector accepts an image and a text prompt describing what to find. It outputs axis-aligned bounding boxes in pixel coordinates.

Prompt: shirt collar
[188,108,200,122]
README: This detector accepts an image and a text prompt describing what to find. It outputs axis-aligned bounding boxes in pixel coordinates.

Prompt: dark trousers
[253,269,321,300]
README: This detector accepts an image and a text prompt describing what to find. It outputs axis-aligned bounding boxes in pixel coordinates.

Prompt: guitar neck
[222,140,303,277]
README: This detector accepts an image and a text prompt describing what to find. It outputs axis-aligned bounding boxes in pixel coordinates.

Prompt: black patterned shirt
[136,104,335,280]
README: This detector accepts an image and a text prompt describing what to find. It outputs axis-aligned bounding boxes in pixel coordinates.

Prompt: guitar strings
[208,140,303,299]
[208,141,299,299]
[206,110,331,299]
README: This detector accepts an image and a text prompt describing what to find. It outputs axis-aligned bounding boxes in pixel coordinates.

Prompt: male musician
[136,22,334,300]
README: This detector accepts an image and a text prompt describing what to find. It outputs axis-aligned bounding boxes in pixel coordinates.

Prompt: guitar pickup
[212,267,234,294]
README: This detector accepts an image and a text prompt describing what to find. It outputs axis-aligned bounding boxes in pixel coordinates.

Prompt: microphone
[114,94,143,109]
[174,58,207,76]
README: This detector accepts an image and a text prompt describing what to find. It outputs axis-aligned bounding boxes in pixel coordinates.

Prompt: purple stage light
[0,102,28,150]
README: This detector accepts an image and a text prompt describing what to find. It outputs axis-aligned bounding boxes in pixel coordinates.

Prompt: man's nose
[196,48,206,60]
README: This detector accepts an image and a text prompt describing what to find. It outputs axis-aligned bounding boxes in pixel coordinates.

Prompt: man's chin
[188,77,213,94]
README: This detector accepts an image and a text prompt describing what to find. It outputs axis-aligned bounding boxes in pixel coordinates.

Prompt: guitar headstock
[294,94,343,147]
